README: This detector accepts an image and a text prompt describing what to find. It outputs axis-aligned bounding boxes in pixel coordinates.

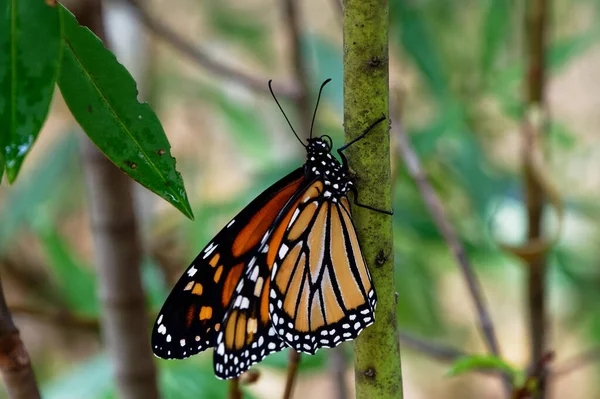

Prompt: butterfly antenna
[269,80,306,148]
[309,78,332,139]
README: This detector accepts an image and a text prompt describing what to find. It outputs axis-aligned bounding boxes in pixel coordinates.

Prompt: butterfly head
[305,136,351,196]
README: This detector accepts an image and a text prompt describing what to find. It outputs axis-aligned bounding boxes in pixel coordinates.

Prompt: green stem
[343,1,403,398]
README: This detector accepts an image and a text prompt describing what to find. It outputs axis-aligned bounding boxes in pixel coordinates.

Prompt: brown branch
[228,377,242,399]
[0,273,41,399]
[9,304,101,333]
[523,0,549,397]
[399,332,469,363]
[390,104,512,395]
[122,0,299,100]
[74,1,160,398]
[328,346,348,399]
[282,350,301,399]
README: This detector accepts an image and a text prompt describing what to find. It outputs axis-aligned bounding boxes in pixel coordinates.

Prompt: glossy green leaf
[446,354,520,381]
[38,226,99,317]
[56,5,193,220]
[0,0,62,182]
[481,0,512,75]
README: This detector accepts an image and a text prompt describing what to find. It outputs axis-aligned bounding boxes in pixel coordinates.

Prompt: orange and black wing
[212,179,327,378]
[267,190,377,354]
[152,168,305,360]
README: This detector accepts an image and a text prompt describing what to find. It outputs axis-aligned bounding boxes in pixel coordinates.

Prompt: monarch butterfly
[151,79,390,379]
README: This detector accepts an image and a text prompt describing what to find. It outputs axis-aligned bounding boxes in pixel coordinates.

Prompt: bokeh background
[2,0,600,397]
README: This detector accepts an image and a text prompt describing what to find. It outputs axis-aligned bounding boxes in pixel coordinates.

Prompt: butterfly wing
[152,167,305,360]
[213,179,326,378]
[268,192,377,354]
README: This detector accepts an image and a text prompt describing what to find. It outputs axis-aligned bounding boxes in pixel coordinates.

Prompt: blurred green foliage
[2,0,600,398]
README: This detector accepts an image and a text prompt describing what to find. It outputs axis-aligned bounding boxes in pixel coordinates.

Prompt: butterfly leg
[337,114,387,155]
[350,186,394,215]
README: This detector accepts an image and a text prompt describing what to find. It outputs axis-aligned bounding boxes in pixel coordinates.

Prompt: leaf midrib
[62,36,182,204]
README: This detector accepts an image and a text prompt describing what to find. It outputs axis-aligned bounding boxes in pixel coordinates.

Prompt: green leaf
[446,354,520,381]
[481,0,512,75]
[0,0,62,182]
[56,5,193,220]
[37,226,99,317]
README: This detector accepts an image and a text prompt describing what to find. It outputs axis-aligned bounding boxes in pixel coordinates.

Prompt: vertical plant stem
[344,1,403,398]
[282,351,301,399]
[0,273,41,399]
[524,0,549,397]
[74,1,160,398]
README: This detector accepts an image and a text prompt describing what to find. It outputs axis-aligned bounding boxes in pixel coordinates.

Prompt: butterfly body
[152,80,386,379]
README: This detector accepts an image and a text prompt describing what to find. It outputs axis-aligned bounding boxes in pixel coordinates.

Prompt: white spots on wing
[157,315,163,324]
[324,191,332,198]
[226,219,235,228]
[234,296,242,307]
[268,342,276,350]
[286,333,293,341]
[166,334,172,342]
[354,322,361,330]
[157,324,166,335]
[187,265,198,277]
[342,323,350,329]
[349,314,356,321]
[261,244,269,253]
[195,336,200,342]
[361,309,370,314]
[248,257,257,269]
[289,208,301,228]
[203,242,218,259]
[258,336,264,347]
[217,343,225,355]
[180,339,186,347]
[279,244,289,258]
[250,266,259,282]
[240,297,250,309]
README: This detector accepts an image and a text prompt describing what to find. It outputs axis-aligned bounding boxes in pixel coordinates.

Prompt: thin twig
[399,332,469,363]
[282,0,312,137]
[329,346,348,399]
[279,0,312,395]
[523,0,550,397]
[283,351,301,399]
[0,273,42,399]
[9,304,101,333]
[122,0,299,99]
[228,377,242,399]
[390,109,512,395]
